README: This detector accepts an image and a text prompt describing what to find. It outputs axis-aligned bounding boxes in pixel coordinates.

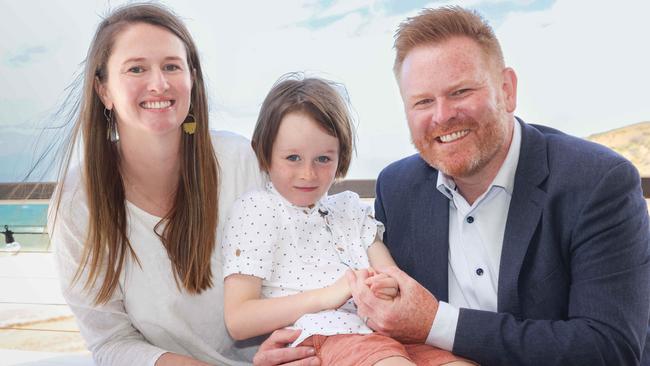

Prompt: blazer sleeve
[453,160,650,366]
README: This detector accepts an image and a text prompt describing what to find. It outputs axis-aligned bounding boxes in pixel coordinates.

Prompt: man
[254,6,650,366]
[346,6,650,366]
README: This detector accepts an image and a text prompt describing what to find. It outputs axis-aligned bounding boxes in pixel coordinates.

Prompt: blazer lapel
[413,161,451,302]
[429,178,450,302]
[497,119,549,315]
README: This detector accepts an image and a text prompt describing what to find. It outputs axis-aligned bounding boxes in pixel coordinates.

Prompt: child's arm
[367,236,397,268]
[366,237,400,300]
[224,273,351,341]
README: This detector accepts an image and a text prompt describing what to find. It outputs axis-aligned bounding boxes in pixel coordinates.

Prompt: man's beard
[411,114,508,178]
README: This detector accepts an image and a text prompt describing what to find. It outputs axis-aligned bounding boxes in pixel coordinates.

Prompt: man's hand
[253,329,320,366]
[347,266,438,344]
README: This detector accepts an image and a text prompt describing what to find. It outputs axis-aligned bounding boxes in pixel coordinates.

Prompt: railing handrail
[0,182,56,200]
[331,178,650,199]
[2,178,650,200]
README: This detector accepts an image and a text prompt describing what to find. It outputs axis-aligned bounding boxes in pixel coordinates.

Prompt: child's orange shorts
[299,333,465,366]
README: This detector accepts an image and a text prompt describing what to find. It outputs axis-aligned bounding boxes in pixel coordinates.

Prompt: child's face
[269,111,339,207]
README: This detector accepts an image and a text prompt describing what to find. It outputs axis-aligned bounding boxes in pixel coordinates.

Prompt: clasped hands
[254,266,438,366]
[322,266,399,311]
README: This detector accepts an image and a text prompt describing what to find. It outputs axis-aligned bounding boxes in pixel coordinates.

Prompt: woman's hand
[155,352,213,365]
[253,329,320,366]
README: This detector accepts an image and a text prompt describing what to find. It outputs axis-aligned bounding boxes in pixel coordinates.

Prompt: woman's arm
[50,182,195,366]
[155,353,213,366]
[224,273,351,341]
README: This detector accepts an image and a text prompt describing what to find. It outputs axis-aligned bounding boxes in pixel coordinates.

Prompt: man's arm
[347,266,438,344]
[452,161,650,365]
[363,160,650,365]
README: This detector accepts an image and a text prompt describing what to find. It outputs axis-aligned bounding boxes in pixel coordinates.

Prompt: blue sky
[1,0,649,182]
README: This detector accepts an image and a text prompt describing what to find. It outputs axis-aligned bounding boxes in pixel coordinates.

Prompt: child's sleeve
[355,196,385,251]
[221,192,279,280]
[333,191,385,251]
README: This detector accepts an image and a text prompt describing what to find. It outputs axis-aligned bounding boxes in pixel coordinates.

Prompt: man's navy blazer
[375,119,650,365]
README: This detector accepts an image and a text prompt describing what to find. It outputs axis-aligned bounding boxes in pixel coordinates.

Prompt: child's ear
[94,77,113,109]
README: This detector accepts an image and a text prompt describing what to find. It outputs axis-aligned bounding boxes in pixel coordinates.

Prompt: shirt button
[466,216,474,223]
[476,268,484,276]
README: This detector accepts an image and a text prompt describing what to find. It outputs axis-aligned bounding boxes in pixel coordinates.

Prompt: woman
[49,4,317,365]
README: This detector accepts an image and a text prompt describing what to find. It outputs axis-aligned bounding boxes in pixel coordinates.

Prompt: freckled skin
[348,267,436,344]
[399,37,516,188]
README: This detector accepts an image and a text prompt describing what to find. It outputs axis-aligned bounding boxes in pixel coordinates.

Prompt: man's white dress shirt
[426,120,522,350]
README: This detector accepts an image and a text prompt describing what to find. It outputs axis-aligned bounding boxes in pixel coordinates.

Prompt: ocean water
[0,203,48,228]
[0,203,49,250]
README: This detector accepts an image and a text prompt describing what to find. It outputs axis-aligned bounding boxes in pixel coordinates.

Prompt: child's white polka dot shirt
[222,182,384,346]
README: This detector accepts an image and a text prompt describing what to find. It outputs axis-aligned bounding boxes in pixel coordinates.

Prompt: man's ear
[501,67,517,113]
[94,76,113,110]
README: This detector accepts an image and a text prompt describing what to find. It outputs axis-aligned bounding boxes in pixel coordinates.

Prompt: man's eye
[286,155,300,162]
[414,99,433,107]
[128,66,144,73]
[316,156,331,163]
[452,89,470,96]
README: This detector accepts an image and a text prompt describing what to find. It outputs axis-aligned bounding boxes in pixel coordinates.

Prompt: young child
[222,76,472,366]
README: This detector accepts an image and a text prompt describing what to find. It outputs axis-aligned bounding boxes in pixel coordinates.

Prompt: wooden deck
[0,251,91,365]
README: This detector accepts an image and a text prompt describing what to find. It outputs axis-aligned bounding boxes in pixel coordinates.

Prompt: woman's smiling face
[97,22,193,137]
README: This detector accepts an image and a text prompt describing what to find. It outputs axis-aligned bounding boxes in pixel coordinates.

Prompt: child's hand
[365,271,399,300]
[322,273,352,310]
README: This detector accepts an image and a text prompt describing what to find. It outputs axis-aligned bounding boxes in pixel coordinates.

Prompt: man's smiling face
[399,36,516,179]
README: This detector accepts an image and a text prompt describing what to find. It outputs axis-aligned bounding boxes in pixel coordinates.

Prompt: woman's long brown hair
[52,3,218,304]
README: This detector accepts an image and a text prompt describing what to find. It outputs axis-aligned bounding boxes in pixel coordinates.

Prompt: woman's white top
[50,131,265,366]
[222,183,384,346]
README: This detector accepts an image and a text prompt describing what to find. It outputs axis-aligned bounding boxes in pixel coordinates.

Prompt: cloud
[5,46,48,67]
[2,0,649,181]
[497,0,650,136]
[315,0,379,18]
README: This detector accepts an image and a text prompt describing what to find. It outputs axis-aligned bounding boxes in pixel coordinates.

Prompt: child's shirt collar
[265,181,332,217]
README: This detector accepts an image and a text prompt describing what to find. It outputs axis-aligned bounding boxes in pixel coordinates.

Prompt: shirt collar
[436,117,522,198]
[265,181,331,215]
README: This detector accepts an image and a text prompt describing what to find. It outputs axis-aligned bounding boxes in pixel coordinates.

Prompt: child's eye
[286,155,300,162]
[316,156,331,163]
[127,66,145,74]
